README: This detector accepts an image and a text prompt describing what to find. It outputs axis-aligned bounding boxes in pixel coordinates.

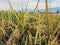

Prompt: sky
[0,0,60,12]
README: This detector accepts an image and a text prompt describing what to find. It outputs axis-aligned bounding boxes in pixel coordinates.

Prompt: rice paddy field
[0,0,60,45]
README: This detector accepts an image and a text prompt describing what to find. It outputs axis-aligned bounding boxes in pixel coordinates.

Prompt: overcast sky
[0,0,60,11]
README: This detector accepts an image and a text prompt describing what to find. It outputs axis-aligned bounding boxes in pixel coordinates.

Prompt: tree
[57,10,59,13]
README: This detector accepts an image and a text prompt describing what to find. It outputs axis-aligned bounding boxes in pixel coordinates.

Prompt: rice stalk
[51,23,60,38]
[28,30,33,45]
[1,17,5,29]
[7,0,23,30]
[48,38,51,45]
[0,41,6,45]
[34,13,41,45]
[51,31,60,45]
[22,12,28,31]
[26,0,29,12]
[34,0,40,12]
[22,0,29,32]
[0,27,9,38]
[7,11,10,26]
[45,0,51,39]
[25,36,28,45]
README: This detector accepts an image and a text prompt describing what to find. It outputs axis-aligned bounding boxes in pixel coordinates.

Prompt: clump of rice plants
[0,0,60,45]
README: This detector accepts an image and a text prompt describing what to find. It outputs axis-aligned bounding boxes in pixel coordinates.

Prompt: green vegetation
[0,0,60,45]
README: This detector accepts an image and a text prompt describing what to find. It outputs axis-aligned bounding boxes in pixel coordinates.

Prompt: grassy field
[0,0,60,45]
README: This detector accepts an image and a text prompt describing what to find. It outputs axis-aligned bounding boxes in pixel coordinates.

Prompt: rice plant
[0,0,60,45]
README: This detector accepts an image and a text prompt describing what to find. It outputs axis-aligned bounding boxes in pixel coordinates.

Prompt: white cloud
[20,0,60,10]
[0,0,60,11]
[49,0,60,8]
[12,6,21,11]
[28,1,45,10]
[0,2,9,11]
